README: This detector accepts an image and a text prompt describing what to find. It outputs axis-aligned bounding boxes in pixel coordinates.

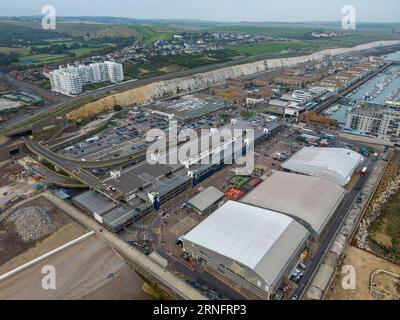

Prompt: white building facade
[49,61,124,96]
[345,105,400,145]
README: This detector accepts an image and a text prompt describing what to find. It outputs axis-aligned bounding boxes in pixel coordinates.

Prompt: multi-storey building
[345,104,400,145]
[49,61,124,96]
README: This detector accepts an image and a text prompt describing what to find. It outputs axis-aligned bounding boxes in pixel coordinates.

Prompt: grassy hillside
[130,25,176,44]
[210,26,315,39]
[209,25,400,46]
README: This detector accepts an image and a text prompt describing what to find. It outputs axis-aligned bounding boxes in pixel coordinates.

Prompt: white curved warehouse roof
[241,171,346,237]
[281,147,364,186]
[183,201,309,288]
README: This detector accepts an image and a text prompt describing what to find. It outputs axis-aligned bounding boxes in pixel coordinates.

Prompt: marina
[348,66,400,104]
[325,51,400,123]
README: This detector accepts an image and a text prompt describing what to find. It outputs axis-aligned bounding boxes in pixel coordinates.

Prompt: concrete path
[43,191,206,300]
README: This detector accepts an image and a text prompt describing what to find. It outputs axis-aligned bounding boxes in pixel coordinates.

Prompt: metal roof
[187,186,225,213]
[183,201,309,288]
[241,171,346,237]
[281,147,363,186]
[73,190,117,215]
[106,162,174,196]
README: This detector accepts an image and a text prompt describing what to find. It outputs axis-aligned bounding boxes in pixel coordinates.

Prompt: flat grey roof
[107,162,174,195]
[241,171,346,237]
[151,94,228,120]
[269,99,289,107]
[139,163,173,179]
[187,186,225,213]
[102,206,138,230]
[108,173,148,195]
[73,190,117,215]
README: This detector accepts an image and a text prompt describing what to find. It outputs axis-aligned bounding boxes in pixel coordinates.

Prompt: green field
[0,47,30,55]
[131,26,175,44]
[18,53,68,65]
[44,38,75,43]
[226,42,321,55]
[70,46,114,57]
[369,189,400,261]
[0,42,119,66]
[211,26,315,39]
[2,41,119,65]
[122,59,185,80]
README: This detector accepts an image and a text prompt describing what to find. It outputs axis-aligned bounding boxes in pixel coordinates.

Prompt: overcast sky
[0,0,399,23]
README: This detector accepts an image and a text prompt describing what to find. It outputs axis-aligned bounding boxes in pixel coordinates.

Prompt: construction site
[0,194,152,300]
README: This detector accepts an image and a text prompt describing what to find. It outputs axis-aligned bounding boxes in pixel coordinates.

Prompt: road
[42,191,206,300]
[25,138,100,187]
[3,72,66,103]
[143,212,247,300]
[25,138,145,169]
[293,155,377,299]
[132,130,288,300]
[0,52,286,135]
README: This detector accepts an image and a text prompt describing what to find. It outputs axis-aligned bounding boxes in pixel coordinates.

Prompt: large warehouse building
[281,147,364,186]
[182,201,309,299]
[241,171,346,238]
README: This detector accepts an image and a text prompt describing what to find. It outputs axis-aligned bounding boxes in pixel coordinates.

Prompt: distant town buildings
[48,61,124,95]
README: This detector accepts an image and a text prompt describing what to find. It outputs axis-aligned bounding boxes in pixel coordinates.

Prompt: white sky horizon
[0,0,399,23]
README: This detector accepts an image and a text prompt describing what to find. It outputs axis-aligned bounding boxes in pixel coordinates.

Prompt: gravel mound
[9,206,56,242]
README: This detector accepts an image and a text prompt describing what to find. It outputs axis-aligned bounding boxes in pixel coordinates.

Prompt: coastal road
[293,155,377,299]
[0,52,286,135]
[42,191,206,300]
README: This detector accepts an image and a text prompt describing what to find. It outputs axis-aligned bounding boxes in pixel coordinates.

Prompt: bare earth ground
[326,246,400,300]
[0,161,21,187]
[0,236,151,300]
[0,197,83,269]
[0,197,151,300]
[0,222,86,275]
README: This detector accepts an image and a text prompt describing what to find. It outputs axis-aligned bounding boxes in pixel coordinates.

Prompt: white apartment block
[49,61,124,96]
[345,105,400,145]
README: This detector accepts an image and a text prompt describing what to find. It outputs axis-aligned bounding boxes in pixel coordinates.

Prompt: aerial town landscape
[1,0,400,306]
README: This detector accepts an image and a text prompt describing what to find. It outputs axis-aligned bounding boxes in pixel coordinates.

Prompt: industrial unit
[61,120,283,232]
[186,186,225,215]
[241,171,346,238]
[147,94,230,121]
[281,147,364,186]
[183,201,309,299]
